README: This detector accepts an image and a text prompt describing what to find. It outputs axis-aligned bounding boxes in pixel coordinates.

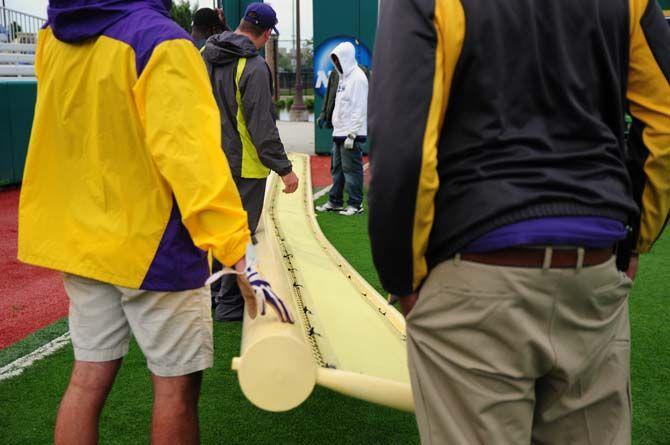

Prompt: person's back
[369,0,670,443]
[18,1,254,442]
[20,0,251,287]
[370,0,670,295]
[203,31,291,183]
[432,0,638,260]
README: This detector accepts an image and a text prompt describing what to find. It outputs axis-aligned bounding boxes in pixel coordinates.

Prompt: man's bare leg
[150,371,203,445]
[55,359,123,445]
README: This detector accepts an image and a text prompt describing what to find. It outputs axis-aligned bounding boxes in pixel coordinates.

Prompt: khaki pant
[406,256,632,444]
[64,274,214,377]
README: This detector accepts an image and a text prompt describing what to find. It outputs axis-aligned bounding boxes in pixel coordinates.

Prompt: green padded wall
[0,82,13,186]
[223,0,259,28]
[0,80,37,186]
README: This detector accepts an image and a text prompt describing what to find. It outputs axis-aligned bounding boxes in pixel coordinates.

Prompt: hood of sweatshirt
[47,0,172,43]
[331,41,357,77]
[202,31,259,66]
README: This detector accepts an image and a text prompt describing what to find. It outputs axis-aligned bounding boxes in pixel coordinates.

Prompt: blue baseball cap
[243,3,280,35]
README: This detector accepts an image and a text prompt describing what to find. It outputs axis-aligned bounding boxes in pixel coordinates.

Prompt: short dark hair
[238,18,267,38]
[193,8,221,29]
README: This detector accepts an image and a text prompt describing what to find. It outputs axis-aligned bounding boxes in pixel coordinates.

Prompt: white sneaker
[339,205,364,216]
[316,201,343,212]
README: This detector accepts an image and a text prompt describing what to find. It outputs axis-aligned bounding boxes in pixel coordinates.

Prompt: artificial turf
[314,193,670,444]
[0,193,418,444]
[0,321,419,444]
[0,318,68,368]
[1,192,668,444]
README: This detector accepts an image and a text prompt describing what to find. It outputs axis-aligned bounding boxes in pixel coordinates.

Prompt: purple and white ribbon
[205,245,294,324]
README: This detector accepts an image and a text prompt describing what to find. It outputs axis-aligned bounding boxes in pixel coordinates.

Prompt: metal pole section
[290,0,306,118]
[9,9,14,42]
[265,34,280,102]
[1,2,6,39]
[291,0,295,47]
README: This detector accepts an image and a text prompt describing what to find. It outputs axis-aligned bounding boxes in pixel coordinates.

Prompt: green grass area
[0,318,68,368]
[315,193,670,444]
[0,321,418,444]
[0,194,418,443]
[2,192,668,443]
[626,233,670,444]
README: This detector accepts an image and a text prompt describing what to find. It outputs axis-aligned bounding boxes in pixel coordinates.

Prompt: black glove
[615,226,636,272]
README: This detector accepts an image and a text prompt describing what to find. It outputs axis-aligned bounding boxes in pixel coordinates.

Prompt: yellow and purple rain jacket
[18,0,251,291]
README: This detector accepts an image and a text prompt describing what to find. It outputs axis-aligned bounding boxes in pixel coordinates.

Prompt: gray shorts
[63,274,213,377]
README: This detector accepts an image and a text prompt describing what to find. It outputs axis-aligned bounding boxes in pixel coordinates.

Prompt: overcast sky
[5,0,313,41]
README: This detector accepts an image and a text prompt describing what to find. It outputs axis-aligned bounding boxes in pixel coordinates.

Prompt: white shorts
[63,273,213,377]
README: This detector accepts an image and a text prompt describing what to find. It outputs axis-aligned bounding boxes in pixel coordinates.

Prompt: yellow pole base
[232,329,316,412]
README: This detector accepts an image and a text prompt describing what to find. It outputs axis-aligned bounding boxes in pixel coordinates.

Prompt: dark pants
[211,176,267,322]
[328,140,364,208]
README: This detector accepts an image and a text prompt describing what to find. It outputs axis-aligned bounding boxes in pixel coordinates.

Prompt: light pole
[265,34,279,102]
[1,1,6,33]
[289,0,307,121]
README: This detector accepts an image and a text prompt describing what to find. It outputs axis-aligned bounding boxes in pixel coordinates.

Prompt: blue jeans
[328,140,364,208]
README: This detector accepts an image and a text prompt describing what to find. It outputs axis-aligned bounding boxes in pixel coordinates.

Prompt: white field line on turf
[312,162,369,202]
[0,332,70,381]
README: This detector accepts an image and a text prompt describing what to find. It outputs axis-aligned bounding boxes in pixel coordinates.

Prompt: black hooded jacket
[369,0,670,296]
[202,31,292,178]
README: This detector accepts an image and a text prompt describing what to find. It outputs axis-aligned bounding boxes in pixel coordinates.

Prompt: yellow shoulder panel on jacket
[236,57,271,179]
[627,0,670,253]
[19,30,173,288]
[411,0,466,290]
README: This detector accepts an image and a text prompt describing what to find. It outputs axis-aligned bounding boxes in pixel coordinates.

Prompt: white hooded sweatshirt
[330,42,368,138]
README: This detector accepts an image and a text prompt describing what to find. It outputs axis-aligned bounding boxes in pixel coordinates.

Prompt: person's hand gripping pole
[206,244,295,323]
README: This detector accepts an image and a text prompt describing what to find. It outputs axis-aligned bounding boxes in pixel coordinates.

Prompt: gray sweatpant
[212,176,267,322]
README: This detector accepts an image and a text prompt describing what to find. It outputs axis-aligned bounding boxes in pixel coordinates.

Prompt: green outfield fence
[0,79,35,186]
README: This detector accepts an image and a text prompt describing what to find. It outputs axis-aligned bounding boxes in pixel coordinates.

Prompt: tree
[171,1,198,34]
[278,50,293,72]
[277,41,314,74]
[302,39,314,70]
